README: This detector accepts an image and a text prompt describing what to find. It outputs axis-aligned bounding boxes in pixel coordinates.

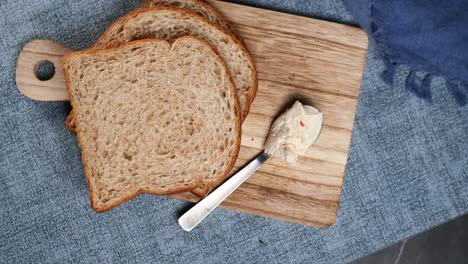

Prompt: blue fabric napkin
[344,0,468,105]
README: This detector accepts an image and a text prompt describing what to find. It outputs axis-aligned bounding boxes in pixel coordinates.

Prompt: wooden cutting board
[15,1,368,227]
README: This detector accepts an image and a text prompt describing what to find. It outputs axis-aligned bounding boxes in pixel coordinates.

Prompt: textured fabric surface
[0,0,467,263]
[343,0,468,104]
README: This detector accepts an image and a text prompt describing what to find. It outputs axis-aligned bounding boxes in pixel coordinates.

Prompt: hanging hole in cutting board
[34,60,55,81]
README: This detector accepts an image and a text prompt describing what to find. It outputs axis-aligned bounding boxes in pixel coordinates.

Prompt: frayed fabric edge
[382,60,467,106]
[405,70,432,101]
[369,0,467,106]
[447,81,468,105]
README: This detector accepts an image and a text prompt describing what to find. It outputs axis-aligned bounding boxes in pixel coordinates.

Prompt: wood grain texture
[187,0,368,227]
[14,1,367,227]
[16,40,72,101]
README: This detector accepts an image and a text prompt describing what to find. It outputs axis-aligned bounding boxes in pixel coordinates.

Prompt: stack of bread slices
[62,0,257,212]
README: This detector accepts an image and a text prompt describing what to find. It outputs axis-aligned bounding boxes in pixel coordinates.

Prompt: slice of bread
[65,7,255,197]
[67,4,254,131]
[121,8,253,196]
[62,37,241,211]
[141,0,235,33]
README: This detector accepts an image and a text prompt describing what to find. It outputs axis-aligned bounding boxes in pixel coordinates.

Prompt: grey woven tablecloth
[1,0,467,263]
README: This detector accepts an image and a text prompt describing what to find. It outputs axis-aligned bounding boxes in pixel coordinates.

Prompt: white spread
[264,101,323,164]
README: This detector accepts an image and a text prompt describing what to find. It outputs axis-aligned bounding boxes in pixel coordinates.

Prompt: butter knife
[178,152,270,232]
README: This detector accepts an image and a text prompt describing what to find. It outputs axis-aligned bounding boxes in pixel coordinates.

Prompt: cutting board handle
[16,40,72,101]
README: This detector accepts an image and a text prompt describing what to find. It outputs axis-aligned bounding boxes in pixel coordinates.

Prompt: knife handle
[16,40,72,101]
[178,152,269,232]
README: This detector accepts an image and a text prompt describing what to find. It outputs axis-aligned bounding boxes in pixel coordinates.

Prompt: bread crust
[61,37,241,211]
[140,0,153,8]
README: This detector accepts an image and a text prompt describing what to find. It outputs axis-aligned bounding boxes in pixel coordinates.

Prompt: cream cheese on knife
[264,101,323,164]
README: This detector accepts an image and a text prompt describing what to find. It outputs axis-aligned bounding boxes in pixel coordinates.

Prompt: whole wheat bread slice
[66,1,246,131]
[65,7,254,197]
[67,7,256,133]
[120,8,257,196]
[62,37,241,211]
